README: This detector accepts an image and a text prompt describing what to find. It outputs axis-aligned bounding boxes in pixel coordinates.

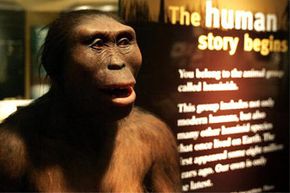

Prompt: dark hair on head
[41,9,124,84]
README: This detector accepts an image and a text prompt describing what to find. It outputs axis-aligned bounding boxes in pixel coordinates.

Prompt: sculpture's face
[63,16,142,112]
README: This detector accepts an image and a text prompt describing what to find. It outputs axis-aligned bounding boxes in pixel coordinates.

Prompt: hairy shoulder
[3,94,53,127]
[0,94,54,179]
[123,107,177,151]
[129,107,180,187]
[0,124,28,179]
[128,107,173,135]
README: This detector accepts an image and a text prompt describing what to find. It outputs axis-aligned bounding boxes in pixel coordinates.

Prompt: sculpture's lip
[100,83,136,106]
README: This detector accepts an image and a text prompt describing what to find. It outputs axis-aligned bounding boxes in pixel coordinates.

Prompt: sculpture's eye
[117,37,131,47]
[90,38,105,50]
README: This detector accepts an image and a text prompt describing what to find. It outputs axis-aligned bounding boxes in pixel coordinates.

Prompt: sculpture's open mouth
[100,84,136,106]
[104,87,132,98]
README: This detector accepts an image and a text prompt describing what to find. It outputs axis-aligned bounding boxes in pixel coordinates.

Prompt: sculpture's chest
[26,134,151,192]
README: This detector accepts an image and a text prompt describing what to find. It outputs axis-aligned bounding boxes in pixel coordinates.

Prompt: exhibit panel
[120,0,289,192]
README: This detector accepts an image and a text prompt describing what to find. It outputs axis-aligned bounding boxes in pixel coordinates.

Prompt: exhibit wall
[120,0,289,192]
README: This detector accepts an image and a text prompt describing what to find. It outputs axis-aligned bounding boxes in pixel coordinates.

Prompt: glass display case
[0,0,118,118]
[0,1,25,100]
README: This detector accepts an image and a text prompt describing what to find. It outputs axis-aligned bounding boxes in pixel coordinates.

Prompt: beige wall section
[16,0,118,12]
[165,0,288,13]
[122,0,288,26]
[12,0,118,98]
